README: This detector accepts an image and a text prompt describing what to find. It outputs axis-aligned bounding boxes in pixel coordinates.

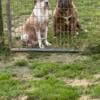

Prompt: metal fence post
[6,0,12,49]
[0,0,3,47]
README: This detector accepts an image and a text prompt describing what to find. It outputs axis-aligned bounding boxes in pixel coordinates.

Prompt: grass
[0,70,22,99]
[0,0,100,99]
[30,58,100,79]
[0,54,100,99]
[14,59,29,67]
[89,84,100,98]
[27,77,80,100]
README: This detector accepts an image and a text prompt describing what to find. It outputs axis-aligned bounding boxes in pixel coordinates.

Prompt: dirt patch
[46,54,88,63]
[12,66,32,81]
[0,61,8,70]
[12,53,29,61]
[79,95,90,100]
[60,78,91,87]
[9,53,88,64]
[79,95,100,100]
[30,53,88,64]
[12,95,28,100]
[0,62,4,68]
[1,52,89,65]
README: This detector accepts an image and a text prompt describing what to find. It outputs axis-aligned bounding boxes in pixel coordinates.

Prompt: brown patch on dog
[22,14,38,47]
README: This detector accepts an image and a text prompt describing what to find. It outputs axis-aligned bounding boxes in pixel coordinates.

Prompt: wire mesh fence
[5,0,100,52]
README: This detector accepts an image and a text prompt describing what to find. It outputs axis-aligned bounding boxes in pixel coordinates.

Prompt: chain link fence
[5,0,100,52]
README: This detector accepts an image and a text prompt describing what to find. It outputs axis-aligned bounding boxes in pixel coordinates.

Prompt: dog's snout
[44,1,49,8]
[45,1,48,5]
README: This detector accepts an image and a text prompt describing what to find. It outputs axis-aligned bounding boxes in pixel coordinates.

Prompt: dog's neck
[33,2,48,16]
[32,2,49,24]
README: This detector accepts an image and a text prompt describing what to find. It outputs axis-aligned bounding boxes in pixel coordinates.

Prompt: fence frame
[0,0,3,47]
[6,0,81,53]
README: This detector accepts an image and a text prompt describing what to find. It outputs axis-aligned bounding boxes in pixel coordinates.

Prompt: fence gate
[6,0,100,52]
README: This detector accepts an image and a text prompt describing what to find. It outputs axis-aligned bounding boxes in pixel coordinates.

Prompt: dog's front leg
[44,27,51,46]
[36,31,44,48]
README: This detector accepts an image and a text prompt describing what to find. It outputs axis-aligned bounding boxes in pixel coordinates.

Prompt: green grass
[0,70,22,99]
[31,59,100,79]
[27,77,80,100]
[14,59,28,67]
[0,55,100,99]
[89,84,100,98]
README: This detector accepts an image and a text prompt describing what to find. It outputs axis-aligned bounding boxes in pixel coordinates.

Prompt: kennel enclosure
[5,0,100,52]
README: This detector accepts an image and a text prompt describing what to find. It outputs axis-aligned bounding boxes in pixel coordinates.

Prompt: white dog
[21,0,51,48]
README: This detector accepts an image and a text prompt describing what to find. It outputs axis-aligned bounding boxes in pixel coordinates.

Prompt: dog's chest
[33,8,48,24]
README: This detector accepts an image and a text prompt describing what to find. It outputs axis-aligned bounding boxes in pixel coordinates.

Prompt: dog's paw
[76,32,79,35]
[84,29,88,33]
[21,33,29,41]
[39,44,45,49]
[45,41,52,47]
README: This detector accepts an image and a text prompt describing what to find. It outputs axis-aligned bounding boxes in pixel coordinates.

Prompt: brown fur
[53,0,81,36]
[21,14,38,47]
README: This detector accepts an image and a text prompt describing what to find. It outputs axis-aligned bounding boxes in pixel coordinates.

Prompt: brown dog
[21,0,51,48]
[53,0,82,36]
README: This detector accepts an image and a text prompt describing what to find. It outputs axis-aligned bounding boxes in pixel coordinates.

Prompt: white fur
[33,0,51,48]
[33,2,49,24]
[21,33,29,42]
[43,26,51,46]
[36,31,45,48]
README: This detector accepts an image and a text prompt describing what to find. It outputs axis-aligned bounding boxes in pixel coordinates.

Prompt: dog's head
[57,0,72,9]
[34,0,49,8]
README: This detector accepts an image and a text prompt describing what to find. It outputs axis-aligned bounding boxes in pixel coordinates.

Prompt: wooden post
[0,0,3,47]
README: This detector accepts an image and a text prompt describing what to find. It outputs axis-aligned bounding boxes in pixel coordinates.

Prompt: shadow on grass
[27,52,51,60]
[0,45,11,60]
[83,45,100,55]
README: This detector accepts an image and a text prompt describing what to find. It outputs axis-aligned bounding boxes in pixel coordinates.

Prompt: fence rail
[0,0,3,46]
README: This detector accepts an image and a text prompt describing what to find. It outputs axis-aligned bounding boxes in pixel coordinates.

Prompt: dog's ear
[34,0,36,4]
